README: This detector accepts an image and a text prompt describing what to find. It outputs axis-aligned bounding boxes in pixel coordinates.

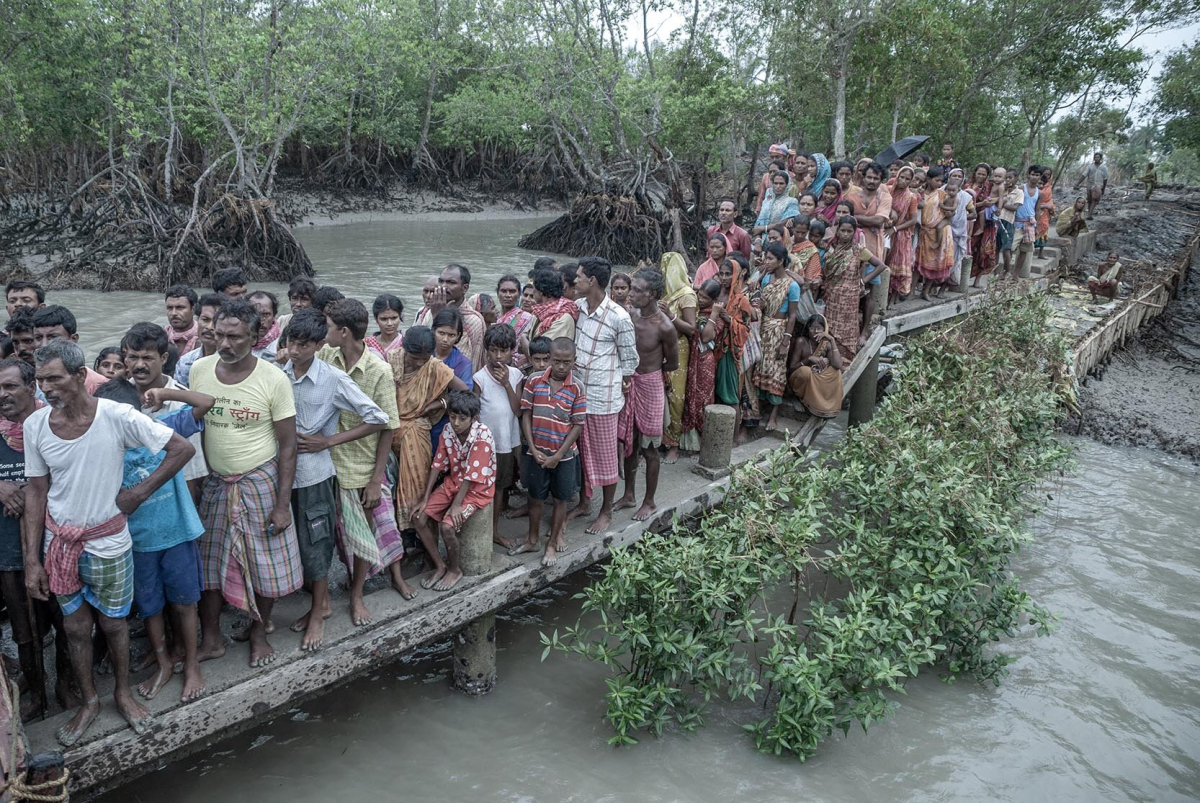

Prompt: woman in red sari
[1035,167,1056,259]
[495,274,536,367]
[693,232,729,289]
[714,255,758,442]
[816,179,842,225]
[886,166,920,303]
[967,163,999,287]
[914,167,953,301]
[680,279,725,444]
[823,216,887,362]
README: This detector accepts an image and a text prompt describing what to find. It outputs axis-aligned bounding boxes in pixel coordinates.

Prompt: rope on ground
[0,679,69,802]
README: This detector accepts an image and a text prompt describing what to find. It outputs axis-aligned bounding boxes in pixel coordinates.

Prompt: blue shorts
[133,540,202,618]
[524,453,579,502]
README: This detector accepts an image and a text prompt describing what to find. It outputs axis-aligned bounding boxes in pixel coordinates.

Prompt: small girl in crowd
[94,346,127,379]
[366,293,404,357]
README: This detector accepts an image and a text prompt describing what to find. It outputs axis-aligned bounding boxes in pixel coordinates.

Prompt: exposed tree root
[518,193,701,265]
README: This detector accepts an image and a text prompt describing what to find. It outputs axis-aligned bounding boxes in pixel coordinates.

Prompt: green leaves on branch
[544,294,1072,761]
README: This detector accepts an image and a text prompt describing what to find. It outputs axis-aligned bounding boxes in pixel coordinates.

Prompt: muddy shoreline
[1064,188,1200,461]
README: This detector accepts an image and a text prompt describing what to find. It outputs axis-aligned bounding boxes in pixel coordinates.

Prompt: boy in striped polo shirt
[510,338,586,566]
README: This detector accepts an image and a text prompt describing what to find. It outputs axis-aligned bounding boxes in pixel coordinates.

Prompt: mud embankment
[1068,187,1200,460]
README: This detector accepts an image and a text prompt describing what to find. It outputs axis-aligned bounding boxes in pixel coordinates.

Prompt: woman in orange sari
[823,216,887,362]
[387,326,468,523]
[714,255,757,442]
[914,166,953,301]
[886,165,919,303]
[1035,167,1056,259]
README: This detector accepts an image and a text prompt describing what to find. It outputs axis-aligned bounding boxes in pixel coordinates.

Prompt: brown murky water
[30,220,1200,802]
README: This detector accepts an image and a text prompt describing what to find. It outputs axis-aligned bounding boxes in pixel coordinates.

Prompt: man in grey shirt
[1075,152,1109,220]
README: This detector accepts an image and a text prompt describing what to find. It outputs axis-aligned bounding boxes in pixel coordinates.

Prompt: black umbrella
[874,135,930,166]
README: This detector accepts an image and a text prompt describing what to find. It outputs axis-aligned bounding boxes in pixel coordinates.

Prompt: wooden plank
[843,325,885,392]
[886,277,1051,336]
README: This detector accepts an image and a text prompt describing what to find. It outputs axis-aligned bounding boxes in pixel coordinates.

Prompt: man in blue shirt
[1014,165,1042,278]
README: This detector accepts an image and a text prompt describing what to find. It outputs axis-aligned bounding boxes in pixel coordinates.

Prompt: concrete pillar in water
[848,351,880,427]
[452,503,496,696]
[695,404,736,479]
[870,266,890,317]
[957,256,973,295]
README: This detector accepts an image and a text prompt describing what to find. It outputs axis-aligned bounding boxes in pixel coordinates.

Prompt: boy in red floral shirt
[414,390,495,591]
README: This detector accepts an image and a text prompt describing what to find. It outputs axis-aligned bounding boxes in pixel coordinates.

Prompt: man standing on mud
[1075,152,1109,221]
[189,300,301,668]
[23,339,193,746]
[568,257,638,534]
[614,268,678,522]
[707,198,752,260]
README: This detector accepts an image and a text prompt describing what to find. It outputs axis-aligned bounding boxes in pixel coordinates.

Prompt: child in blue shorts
[93,378,212,704]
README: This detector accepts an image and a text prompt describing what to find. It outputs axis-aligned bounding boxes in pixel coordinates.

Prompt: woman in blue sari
[753,171,800,240]
[806,153,831,196]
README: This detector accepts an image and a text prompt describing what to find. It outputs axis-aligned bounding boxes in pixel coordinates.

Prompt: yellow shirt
[189,356,296,475]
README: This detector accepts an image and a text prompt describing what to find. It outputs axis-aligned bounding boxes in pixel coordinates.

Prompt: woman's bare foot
[585,512,612,535]
[920,286,931,301]
[138,659,172,700]
[248,632,276,668]
[508,540,539,556]
[734,427,749,445]
[180,665,207,703]
[349,595,372,627]
[114,688,151,735]
[301,614,326,651]
[421,566,447,590]
[432,569,463,591]
[56,696,100,747]
[632,502,658,522]
[663,446,679,464]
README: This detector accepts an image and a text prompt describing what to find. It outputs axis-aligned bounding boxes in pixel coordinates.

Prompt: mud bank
[1067,188,1200,460]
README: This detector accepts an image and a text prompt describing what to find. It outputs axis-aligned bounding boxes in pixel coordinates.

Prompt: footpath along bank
[13,209,1197,799]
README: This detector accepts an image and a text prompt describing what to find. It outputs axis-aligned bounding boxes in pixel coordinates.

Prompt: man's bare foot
[566,501,590,520]
[492,533,518,550]
[232,619,274,642]
[553,533,566,551]
[55,677,83,711]
[132,648,160,673]
[56,696,100,747]
[663,446,679,464]
[301,613,326,651]
[249,634,276,668]
[613,493,636,512]
[180,666,207,703]
[196,637,227,664]
[290,598,333,632]
[503,504,529,519]
[349,595,372,627]
[541,544,558,566]
[432,569,463,591]
[632,502,658,522]
[422,566,447,590]
[391,574,417,601]
[137,660,172,700]
[508,540,539,556]
[585,512,612,535]
[20,692,46,723]
[114,689,151,735]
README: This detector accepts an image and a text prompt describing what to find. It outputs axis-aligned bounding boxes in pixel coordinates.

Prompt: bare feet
[289,598,333,633]
[115,689,151,735]
[613,493,636,512]
[349,595,372,627]
[132,648,160,673]
[632,501,658,522]
[508,540,539,556]
[180,665,207,703]
[248,632,276,668]
[56,696,100,747]
[432,569,463,591]
[20,692,46,723]
[734,427,749,446]
[137,658,172,700]
[196,637,227,664]
[585,512,612,535]
[503,504,529,519]
[232,619,274,642]
[421,566,447,590]
[492,533,518,550]
[55,677,83,711]
[541,543,558,566]
[301,614,326,652]
[391,574,417,601]
[566,501,590,520]
[663,446,679,464]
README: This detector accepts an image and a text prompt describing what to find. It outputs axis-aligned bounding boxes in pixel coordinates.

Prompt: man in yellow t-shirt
[189,299,299,669]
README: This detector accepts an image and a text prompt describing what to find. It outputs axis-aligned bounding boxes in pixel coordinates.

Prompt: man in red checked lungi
[615,268,678,523]
[568,257,639,535]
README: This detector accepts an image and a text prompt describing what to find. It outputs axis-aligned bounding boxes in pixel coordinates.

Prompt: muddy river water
[41,219,1200,802]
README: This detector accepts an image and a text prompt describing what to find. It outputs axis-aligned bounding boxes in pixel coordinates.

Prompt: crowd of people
[0,141,1103,749]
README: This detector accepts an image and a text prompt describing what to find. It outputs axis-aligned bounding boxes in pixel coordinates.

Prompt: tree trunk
[830,44,849,159]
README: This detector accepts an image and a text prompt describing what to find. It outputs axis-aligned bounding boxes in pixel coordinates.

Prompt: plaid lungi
[199,459,302,621]
[334,480,405,576]
[579,412,620,491]
[57,550,135,619]
[617,371,665,458]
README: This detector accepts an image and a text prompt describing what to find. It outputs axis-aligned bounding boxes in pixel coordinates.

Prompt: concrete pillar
[848,351,880,428]
[870,266,890,317]
[1017,237,1032,279]
[957,256,973,295]
[695,404,736,479]
[452,502,495,696]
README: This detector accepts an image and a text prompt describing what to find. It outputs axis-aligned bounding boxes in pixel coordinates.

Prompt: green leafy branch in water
[542,293,1074,759]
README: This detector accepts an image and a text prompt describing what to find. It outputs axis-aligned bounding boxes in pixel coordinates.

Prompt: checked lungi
[199,458,302,621]
[335,480,406,576]
[617,371,665,458]
[579,412,619,492]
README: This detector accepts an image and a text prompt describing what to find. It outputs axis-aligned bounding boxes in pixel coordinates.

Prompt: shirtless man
[614,269,678,522]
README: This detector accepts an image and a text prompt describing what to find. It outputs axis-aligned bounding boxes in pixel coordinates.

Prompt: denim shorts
[133,540,202,618]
